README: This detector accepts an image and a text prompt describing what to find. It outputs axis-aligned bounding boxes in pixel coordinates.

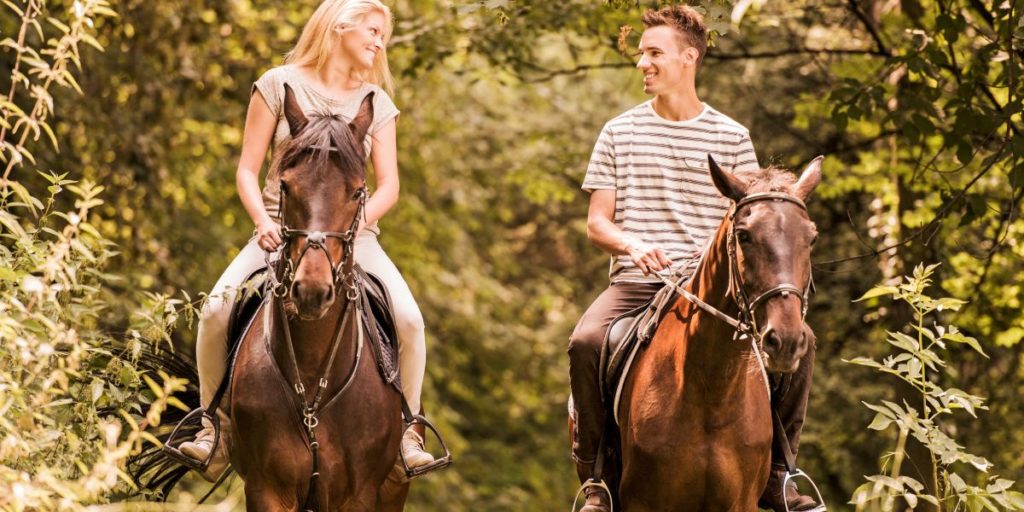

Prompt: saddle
[599,281,680,422]
[163,265,403,472]
[225,265,401,387]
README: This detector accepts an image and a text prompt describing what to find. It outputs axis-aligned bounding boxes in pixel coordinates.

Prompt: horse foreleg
[375,464,410,512]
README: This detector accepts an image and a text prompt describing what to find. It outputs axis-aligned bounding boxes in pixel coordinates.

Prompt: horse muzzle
[760,324,807,374]
[290,279,336,320]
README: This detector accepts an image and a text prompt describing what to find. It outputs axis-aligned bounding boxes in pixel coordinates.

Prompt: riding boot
[401,422,435,469]
[758,466,823,512]
[574,461,611,512]
[178,414,231,482]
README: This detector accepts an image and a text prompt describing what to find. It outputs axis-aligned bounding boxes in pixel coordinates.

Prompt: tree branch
[847,0,893,57]
[816,139,1010,267]
[517,46,889,83]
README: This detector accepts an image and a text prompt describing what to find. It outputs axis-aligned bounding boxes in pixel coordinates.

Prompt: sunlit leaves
[848,264,1018,510]
[0,1,184,509]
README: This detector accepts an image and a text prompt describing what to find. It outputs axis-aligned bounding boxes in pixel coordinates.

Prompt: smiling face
[637,25,699,96]
[338,10,386,71]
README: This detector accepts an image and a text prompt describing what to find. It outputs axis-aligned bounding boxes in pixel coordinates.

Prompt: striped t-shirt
[583,101,760,283]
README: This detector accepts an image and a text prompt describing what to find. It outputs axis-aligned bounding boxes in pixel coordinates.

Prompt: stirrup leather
[162,408,221,472]
[571,478,614,512]
[399,414,452,478]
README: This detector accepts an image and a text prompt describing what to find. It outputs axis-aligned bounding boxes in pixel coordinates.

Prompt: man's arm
[587,189,671,275]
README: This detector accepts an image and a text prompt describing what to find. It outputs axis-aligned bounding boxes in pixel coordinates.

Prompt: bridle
[658,191,814,398]
[727,192,813,341]
[269,184,368,300]
[263,179,370,512]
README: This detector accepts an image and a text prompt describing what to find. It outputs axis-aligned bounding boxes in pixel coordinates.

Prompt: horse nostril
[291,281,301,298]
[764,330,781,352]
[323,286,335,305]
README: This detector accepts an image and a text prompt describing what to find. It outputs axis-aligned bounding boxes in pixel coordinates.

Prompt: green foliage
[848,264,1024,511]
[0,0,1021,509]
[0,1,186,509]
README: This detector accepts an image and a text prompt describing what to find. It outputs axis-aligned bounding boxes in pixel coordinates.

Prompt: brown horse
[230,85,408,511]
[615,157,822,511]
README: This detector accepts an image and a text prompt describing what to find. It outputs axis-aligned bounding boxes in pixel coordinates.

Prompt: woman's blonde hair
[285,0,394,95]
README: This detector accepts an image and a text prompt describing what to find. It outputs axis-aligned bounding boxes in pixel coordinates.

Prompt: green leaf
[868,413,894,431]
[903,493,918,507]
[944,330,988,357]
[856,285,898,301]
[845,357,885,370]
[888,331,921,353]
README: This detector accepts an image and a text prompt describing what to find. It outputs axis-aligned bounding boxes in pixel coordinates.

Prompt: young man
[568,5,820,512]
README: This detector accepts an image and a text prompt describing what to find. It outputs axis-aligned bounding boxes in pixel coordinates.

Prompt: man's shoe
[178,424,229,483]
[579,484,611,512]
[401,428,435,469]
[758,467,824,512]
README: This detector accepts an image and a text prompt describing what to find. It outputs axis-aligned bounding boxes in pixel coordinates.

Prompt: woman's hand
[255,218,283,251]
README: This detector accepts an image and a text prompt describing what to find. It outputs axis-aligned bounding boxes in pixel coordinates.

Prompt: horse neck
[674,217,754,387]
[685,218,735,321]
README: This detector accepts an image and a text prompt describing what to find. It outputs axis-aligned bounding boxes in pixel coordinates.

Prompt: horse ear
[283,83,308,137]
[349,92,375,152]
[708,154,748,201]
[793,156,823,201]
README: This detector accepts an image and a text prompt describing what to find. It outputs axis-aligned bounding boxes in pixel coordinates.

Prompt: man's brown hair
[641,5,708,65]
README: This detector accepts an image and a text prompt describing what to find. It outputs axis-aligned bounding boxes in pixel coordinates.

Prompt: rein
[656,192,813,399]
[263,185,368,512]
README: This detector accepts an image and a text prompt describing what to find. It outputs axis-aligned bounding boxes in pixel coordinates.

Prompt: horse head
[708,155,822,373]
[278,84,374,320]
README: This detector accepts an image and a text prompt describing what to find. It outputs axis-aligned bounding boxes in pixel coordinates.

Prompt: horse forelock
[733,166,798,195]
[275,112,365,184]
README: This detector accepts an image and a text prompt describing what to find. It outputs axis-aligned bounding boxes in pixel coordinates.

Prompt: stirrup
[571,478,614,512]
[399,414,452,479]
[783,469,827,512]
[162,408,221,472]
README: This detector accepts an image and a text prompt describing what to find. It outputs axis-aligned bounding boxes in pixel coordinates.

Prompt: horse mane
[274,112,366,183]
[733,166,798,194]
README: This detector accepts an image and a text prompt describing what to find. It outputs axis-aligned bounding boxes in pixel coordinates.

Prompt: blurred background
[1,0,1021,510]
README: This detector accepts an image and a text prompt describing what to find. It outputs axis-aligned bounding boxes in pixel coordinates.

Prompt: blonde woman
[179,0,434,481]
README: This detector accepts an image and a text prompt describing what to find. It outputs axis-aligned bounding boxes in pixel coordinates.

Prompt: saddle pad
[227,266,269,354]
[224,265,401,389]
[356,265,401,386]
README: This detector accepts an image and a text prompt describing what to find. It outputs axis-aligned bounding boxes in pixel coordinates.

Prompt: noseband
[658,191,814,398]
[726,192,814,340]
[270,186,368,299]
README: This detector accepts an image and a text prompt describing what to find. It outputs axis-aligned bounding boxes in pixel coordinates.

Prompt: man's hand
[622,237,672,276]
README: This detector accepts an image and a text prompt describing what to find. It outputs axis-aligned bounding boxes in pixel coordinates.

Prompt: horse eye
[736,230,752,243]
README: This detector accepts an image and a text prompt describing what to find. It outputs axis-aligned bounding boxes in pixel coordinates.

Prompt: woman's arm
[236,90,282,250]
[362,117,399,228]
